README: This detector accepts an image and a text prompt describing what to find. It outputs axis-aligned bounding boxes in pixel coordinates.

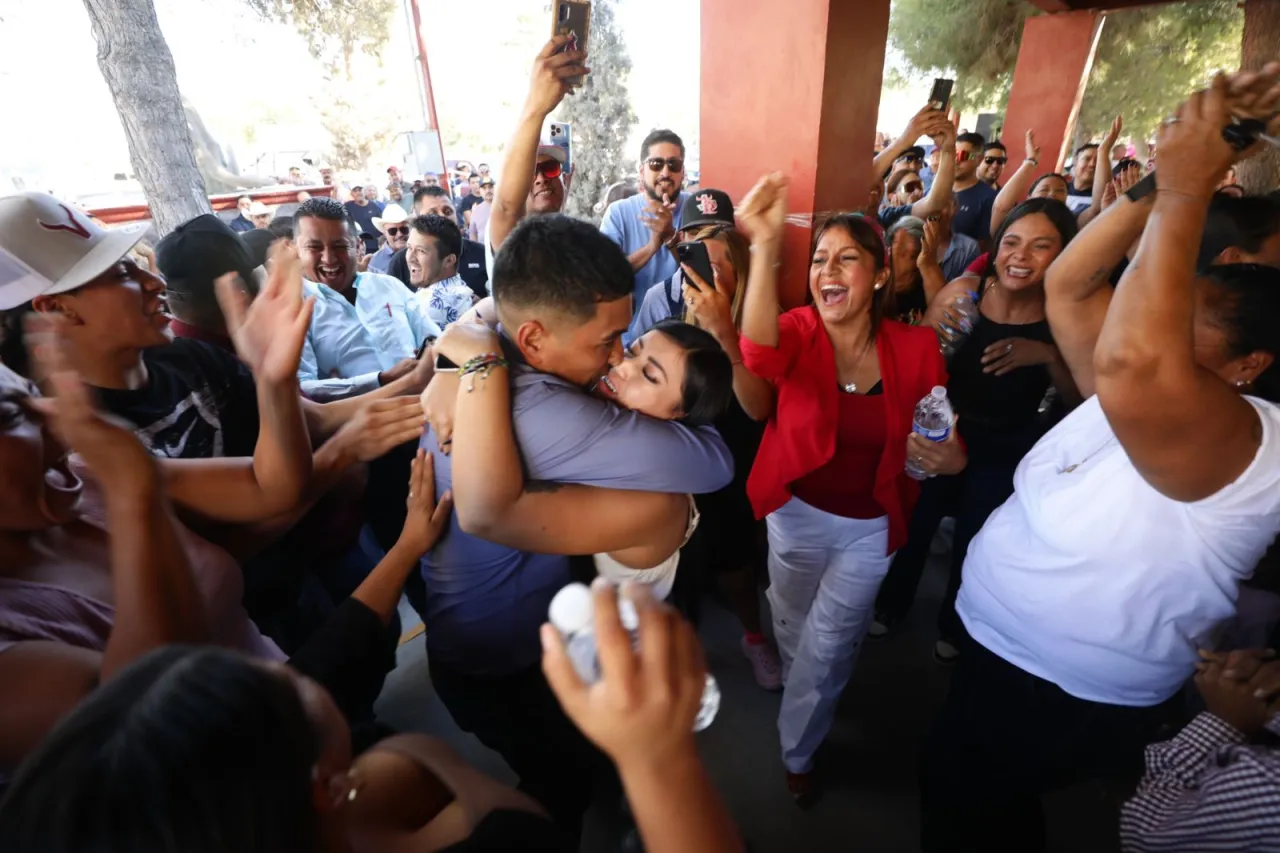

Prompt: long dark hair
[0,646,323,853]
[650,319,734,427]
[811,212,893,334]
[1201,263,1280,403]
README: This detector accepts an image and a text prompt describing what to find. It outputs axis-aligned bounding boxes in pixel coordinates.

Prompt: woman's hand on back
[434,321,502,368]
[398,448,453,556]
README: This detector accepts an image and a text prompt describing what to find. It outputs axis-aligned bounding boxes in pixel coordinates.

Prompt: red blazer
[741,306,949,555]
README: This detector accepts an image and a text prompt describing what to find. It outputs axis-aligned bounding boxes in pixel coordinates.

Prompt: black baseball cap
[678,188,734,232]
[239,228,277,271]
[155,214,257,299]
[897,145,926,162]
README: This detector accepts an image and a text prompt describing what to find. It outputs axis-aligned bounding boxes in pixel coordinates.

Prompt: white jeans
[766,497,893,774]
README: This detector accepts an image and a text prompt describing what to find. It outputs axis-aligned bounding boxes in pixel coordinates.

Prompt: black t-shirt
[95,338,260,459]
[458,193,483,216]
[952,182,998,243]
[344,200,384,253]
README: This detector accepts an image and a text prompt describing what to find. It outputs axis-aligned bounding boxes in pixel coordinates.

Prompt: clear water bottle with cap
[548,582,721,732]
[938,290,980,358]
[905,386,955,481]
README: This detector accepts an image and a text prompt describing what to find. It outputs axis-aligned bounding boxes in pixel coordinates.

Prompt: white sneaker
[868,618,889,638]
[741,636,783,691]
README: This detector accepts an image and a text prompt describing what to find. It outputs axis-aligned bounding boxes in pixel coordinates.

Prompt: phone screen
[676,241,715,291]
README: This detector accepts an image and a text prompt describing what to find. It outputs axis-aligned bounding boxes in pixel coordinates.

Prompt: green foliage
[554,0,637,223]
[243,0,398,76]
[888,0,1031,113]
[888,0,1242,146]
[1076,0,1242,149]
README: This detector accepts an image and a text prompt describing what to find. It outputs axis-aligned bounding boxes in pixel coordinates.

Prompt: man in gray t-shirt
[417,214,732,836]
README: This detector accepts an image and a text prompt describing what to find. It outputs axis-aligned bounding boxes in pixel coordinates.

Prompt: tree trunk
[1237,0,1280,195]
[81,0,211,235]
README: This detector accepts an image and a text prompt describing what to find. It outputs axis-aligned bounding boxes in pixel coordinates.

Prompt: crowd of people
[1,28,1280,853]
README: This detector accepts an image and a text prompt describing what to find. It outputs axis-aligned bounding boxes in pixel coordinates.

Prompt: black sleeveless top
[946,281,1056,464]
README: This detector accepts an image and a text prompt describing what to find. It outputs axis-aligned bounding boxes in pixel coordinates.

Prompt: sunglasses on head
[386,226,408,236]
[983,156,1008,166]
[646,157,685,173]
[535,160,563,180]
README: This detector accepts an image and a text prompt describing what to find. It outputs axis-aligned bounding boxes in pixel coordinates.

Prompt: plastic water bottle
[548,582,721,732]
[938,290,980,357]
[905,386,955,481]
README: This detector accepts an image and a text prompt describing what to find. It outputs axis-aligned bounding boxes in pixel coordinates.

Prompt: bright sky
[0,0,924,201]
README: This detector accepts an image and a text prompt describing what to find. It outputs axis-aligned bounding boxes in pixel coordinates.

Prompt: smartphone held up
[552,0,591,88]
[676,241,715,292]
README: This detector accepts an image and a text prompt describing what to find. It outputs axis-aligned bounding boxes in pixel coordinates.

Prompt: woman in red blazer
[736,174,966,805]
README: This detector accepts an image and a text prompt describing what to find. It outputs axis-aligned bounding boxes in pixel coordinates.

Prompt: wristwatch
[1124,173,1157,204]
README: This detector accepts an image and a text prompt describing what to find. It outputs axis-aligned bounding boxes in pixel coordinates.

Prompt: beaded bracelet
[459,352,509,391]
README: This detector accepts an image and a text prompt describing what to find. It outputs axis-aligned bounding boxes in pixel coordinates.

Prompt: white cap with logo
[0,192,148,311]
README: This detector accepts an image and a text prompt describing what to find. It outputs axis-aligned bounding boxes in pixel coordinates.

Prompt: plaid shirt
[1121,712,1280,851]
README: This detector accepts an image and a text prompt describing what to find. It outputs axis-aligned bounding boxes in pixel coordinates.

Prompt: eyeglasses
[983,156,1008,166]
[386,226,408,236]
[646,157,685,173]
[535,160,563,180]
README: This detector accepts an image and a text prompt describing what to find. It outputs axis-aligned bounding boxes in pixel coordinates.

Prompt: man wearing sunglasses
[600,128,691,311]
[879,123,958,230]
[951,131,999,245]
[367,206,412,275]
[977,141,1008,189]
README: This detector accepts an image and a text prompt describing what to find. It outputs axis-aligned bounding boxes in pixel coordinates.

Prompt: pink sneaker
[741,636,783,691]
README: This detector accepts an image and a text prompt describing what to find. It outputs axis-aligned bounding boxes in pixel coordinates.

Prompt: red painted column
[1003,10,1104,180]
[701,0,890,308]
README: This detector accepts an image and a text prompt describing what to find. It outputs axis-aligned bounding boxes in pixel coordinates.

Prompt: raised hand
[1223,61,1280,123]
[1103,115,1124,148]
[525,35,590,118]
[918,219,941,270]
[542,580,707,769]
[1025,129,1041,164]
[903,105,949,143]
[1156,75,1237,201]
[737,172,789,247]
[216,244,316,386]
[680,264,734,343]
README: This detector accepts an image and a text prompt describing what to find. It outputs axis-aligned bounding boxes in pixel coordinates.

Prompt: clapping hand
[641,196,676,247]
[216,243,315,386]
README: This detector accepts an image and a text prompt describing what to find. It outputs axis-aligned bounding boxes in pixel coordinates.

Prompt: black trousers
[876,457,1017,640]
[919,636,1173,853]
[428,655,615,841]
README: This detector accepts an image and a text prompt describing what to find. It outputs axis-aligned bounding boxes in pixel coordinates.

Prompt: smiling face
[978,148,1006,184]
[34,259,174,362]
[405,228,455,287]
[0,365,83,531]
[295,215,355,292]
[529,157,565,214]
[1073,148,1098,189]
[384,222,409,252]
[641,141,684,203]
[809,223,886,327]
[994,212,1065,292]
[893,175,925,206]
[416,195,456,221]
[1030,175,1070,203]
[596,329,688,420]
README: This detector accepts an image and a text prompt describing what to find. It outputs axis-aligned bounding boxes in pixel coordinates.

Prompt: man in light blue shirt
[600,128,691,313]
[418,214,733,835]
[292,197,440,401]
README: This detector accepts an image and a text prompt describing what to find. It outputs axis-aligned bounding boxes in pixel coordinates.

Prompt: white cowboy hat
[246,201,272,217]
[372,206,411,233]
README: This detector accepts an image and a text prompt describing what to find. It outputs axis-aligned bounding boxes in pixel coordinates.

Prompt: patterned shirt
[1121,712,1280,851]
[414,274,475,329]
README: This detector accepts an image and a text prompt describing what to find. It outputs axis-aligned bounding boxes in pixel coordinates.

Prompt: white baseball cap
[0,192,148,311]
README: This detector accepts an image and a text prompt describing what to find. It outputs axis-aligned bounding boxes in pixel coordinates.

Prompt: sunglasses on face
[956,150,974,163]
[899,154,924,163]
[984,156,1008,166]
[386,226,408,237]
[535,160,563,180]
[902,182,924,194]
[646,157,685,173]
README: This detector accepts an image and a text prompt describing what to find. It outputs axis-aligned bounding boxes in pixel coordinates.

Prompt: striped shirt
[1121,712,1280,851]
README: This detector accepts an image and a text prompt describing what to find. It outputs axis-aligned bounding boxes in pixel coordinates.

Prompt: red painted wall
[701,0,889,307]
[1002,11,1103,182]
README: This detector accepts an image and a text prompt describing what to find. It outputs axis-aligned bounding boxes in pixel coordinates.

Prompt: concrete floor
[375,552,1123,853]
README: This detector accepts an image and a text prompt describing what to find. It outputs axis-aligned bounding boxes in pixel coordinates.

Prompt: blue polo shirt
[418,336,734,676]
[601,191,690,314]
